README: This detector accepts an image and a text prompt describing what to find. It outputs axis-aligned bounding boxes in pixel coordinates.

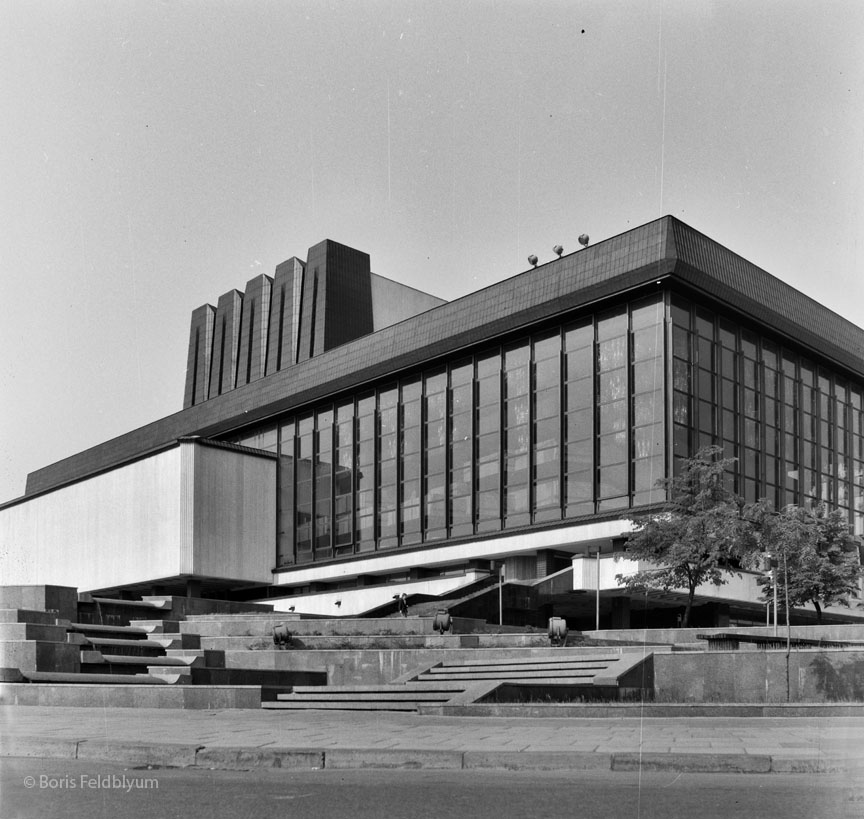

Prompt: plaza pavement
[2,705,864,774]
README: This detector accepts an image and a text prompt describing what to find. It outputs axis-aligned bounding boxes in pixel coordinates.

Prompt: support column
[707,602,731,628]
[610,596,631,629]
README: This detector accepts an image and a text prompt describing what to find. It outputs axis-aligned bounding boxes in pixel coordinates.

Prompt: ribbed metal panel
[670,219,864,375]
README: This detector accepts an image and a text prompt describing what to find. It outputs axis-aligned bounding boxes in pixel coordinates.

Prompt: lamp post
[595,548,601,631]
[773,563,778,637]
[499,561,505,626]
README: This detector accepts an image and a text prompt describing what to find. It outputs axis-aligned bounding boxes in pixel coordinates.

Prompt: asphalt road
[2,757,861,819]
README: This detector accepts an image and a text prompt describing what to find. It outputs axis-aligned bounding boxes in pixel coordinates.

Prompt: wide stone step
[438,655,620,668]
[270,679,471,712]
[2,682,263,709]
[22,671,169,685]
[280,691,457,702]
[97,654,203,667]
[0,608,61,625]
[290,682,467,694]
[0,623,70,642]
[423,661,614,674]
[89,596,167,610]
[199,634,480,650]
[67,623,150,638]
[166,648,225,667]
[178,616,483,637]
[263,700,422,711]
[184,613,302,621]
[190,668,325,687]
[417,670,599,681]
[84,637,168,656]
[147,667,193,684]
[129,620,182,634]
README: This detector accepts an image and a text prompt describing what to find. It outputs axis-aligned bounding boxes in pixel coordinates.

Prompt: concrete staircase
[1,584,655,711]
[266,652,654,712]
[264,681,471,711]
[0,592,326,708]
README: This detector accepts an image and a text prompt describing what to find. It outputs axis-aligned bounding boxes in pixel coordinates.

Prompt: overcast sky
[1,0,862,502]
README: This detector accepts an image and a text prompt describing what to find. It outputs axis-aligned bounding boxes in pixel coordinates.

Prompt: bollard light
[272,623,291,649]
[433,609,452,635]
[547,616,568,647]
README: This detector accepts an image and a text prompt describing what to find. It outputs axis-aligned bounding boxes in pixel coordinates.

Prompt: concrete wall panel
[370,272,445,330]
[0,448,186,590]
[0,442,276,592]
[653,649,864,703]
[192,445,275,583]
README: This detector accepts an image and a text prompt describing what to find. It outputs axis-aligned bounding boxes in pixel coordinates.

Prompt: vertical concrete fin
[208,290,244,399]
[266,258,305,375]
[183,304,216,408]
[297,240,373,363]
[236,274,273,386]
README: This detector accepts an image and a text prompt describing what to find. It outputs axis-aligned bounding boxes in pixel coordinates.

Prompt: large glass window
[852,385,864,535]
[670,296,693,476]
[532,332,562,522]
[295,415,314,562]
[277,421,295,566]
[424,370,448,539]
[475,351,502,532]
[231,289,864,568]
[597,307,629,510]
[503,343,531,527]
[313,408,333,560]
[355,394,376,552]
[564,319,595,515]
[449,360,474,537]
[377,386,399,549]
[631,295,665,505]
[400,379,423,545]
[334,401,354,555]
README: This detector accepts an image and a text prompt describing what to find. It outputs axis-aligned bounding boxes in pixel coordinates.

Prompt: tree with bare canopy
[617,446,751,628]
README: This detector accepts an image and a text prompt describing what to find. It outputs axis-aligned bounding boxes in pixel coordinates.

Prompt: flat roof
[23,216,864,497]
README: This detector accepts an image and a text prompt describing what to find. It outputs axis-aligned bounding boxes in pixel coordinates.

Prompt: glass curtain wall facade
[228,288,864,568]
[229,293,667,566]
[671,294,864,535]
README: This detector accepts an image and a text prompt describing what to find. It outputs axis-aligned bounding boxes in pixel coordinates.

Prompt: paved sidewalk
[2,706,864,774]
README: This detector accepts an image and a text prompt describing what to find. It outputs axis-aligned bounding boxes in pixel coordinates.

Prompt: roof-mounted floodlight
[528,254,538,267]
[553,245,564,258]
[578,234,590,248]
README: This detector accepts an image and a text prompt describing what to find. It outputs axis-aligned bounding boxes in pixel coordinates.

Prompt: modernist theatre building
[3,217,864,627]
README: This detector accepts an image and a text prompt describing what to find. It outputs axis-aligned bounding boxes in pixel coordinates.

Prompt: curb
[611,752,771,773]
[2,737,862,774]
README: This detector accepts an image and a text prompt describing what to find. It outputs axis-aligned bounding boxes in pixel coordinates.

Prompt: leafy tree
[746,501,863,624]
[617,446,753,627]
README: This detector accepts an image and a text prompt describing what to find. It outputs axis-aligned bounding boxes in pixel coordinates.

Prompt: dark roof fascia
[24,216,864,497]
[192,260,675,441]
[671,262,864,381]
[668,217,864,379]
[25,219,675,496]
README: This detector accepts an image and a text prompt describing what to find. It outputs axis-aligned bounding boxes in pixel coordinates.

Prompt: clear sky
[1,1,862,502]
